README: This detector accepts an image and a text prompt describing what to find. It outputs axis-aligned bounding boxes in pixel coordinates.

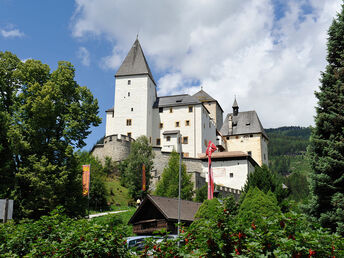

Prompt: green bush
[0,207,130,257]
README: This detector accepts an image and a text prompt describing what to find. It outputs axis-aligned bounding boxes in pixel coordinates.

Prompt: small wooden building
[128,195,202,235]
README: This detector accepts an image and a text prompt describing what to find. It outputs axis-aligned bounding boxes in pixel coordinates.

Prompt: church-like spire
[232,97,239,116]
[115,39,156,85]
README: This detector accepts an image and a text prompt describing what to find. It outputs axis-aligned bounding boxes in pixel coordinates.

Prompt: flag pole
[177,132,182,248]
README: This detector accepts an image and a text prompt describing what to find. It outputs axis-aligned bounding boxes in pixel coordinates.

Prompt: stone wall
[91,134,133,164]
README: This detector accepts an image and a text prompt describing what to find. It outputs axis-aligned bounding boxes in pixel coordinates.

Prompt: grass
[104,176,132,208]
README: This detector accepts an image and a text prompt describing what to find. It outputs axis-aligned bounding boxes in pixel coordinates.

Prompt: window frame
[126,119,132,126]
[175,121,180,127]
[182,136,188,144]
[185,120,190,126]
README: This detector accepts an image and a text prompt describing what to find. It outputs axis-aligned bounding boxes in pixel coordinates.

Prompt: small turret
[232,98,239,116]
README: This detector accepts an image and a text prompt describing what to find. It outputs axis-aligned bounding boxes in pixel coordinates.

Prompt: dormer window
[188,106,193,112]
[176,99,182,103]
[159,107,163,113]
[128,80,131,85]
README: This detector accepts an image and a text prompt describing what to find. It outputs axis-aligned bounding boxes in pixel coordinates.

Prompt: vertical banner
[206,141,217,200]
[82,164,91,196]
[142,164,146,191]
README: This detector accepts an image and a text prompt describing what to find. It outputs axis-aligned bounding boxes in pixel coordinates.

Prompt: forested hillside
[266,126,311,201]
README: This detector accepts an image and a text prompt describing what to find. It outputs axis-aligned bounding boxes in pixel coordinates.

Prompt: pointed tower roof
[193,89,216,102]
[115,39,156,85]
[232,98,238,108]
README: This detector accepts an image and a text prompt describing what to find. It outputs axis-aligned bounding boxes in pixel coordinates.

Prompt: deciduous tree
[155,150,193,200]
[0,52,101,218]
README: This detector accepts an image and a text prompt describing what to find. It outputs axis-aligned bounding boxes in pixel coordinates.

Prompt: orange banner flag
[82,165,90,196]
[142,164,146,191]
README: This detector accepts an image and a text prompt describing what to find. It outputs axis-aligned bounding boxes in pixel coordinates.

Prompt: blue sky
[0,0,341,151]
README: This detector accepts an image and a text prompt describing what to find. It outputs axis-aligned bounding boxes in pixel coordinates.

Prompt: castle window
[248,151,252,156]
[182,136,188,144]
[128,80,131,85]
[156,138,161,145]
[127,132,132,138]
[185,120,190,126]
[226,136,229,140]
[166,136,171,142]
[170,107,173,113]
[188,106,193,112]
[175,121,180,127]
[159,107,163,113]
[126,119,132,126]
[229,173,234,178]
[131,108,133,112]
[128,92,130,97]
[250,134,253,137]
[236,136,239,139]
[159,123,163,129]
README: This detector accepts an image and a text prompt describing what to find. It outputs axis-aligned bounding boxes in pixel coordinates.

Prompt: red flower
[153,245,157,250]
[238,232,243,239]
[185,238,189,244]
[309,249,316,257]
[251,222,256,230]
[288,234,295,240]
[235,248,240,255]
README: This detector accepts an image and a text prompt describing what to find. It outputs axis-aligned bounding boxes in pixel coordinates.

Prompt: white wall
[202,159,251,190]
[110,75,155,139]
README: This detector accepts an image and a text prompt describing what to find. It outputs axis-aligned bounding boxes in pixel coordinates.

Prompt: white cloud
[1,28,24,38]
[71,0,341,128]
[77,46,90,66]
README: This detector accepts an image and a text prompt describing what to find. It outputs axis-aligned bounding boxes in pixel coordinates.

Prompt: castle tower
[106,39,157,141]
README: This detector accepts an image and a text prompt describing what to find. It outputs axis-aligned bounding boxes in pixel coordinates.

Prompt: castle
[92,39,269,193]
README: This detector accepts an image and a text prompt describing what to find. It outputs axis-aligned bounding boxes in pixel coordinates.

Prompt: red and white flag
[206,141,217,199]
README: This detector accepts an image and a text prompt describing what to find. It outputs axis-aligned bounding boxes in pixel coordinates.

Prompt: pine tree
[308,5,344,235]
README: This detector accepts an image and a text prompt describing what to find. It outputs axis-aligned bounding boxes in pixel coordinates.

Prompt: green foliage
[155,150,194,200]
[285,171,310,202]
[194,198,221,219]
[238,187,281,225]
[307,5,344,235]
[0,207,131,257]
[142,198,344,257]
[195,184,207,203]
[242,165,288,206]
[266,126,311,156]
[104,176,131,208]
[0,52,101,219]
[119,136,154,200]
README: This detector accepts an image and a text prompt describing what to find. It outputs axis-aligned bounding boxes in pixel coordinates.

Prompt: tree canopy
[308,4,344,235]
[119,136,154,200]
[0,51,101,218]
[155,150,194,200]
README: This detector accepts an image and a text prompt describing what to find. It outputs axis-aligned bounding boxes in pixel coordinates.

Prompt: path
[89,210,128,218]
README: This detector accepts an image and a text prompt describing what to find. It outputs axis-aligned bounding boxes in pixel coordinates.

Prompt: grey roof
[115,39,156,85]
[193,89,215,102]
[153,94,201,108]
[128,195,202,224]
[162,130,180,135]
[220,111,268,139]
[193,90,224,112]
[232,98,238,108]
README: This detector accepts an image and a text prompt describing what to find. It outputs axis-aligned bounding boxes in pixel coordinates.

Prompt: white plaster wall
[200,105,217,154]
[154,105,199,157]
[261,136,269,165]
[112,75,155,139]
[105,111,116,136]
[202,159,249,190]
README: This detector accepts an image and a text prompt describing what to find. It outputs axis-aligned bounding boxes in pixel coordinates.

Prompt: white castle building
[93,39,269,193]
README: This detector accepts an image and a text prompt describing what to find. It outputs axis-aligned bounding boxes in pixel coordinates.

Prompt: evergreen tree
[155,150,194,200]
[308,5,344,235]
